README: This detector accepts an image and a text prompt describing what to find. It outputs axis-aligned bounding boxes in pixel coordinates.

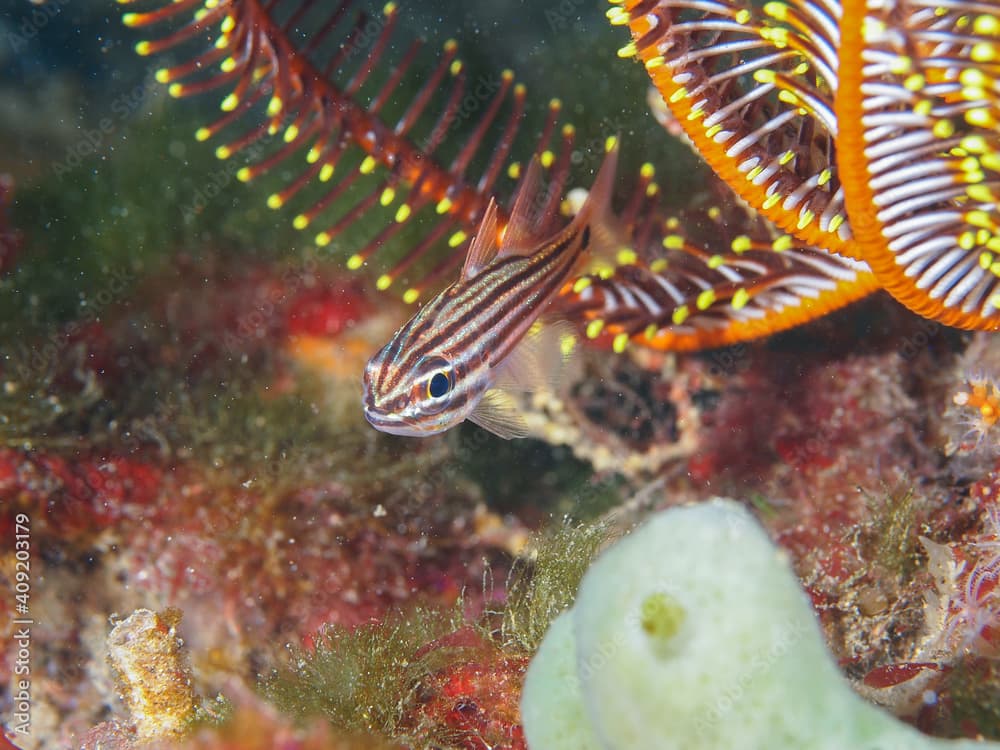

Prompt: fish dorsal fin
[553,139,623,272]
[467,389,529,440]
[493,319,581,393]
[461,198,501,280]
[499,157,544,257]
[573,139,620,249]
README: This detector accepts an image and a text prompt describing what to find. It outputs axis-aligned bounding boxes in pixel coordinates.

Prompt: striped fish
[363,142,619,438]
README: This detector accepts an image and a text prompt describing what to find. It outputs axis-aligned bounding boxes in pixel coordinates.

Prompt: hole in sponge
[640,591,686,659]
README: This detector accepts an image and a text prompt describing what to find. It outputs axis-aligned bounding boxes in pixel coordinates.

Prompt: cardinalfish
[363,140,619,438]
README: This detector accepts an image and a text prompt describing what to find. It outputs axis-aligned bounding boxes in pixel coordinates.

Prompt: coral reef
[1,1,999,749]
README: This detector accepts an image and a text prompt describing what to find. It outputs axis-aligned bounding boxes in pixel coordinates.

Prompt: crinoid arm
[612,0,857,260]
[556,163,879,352]
[123,0,906,354]
[119,0,576,303]
[837,0,1000,330]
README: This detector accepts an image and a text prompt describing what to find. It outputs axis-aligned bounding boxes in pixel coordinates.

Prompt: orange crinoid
[613,0,999,331]
[120,0,998,355]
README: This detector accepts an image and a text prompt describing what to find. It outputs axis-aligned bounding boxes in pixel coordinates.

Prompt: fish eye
[428,370,452,399]
[413,355,455,414]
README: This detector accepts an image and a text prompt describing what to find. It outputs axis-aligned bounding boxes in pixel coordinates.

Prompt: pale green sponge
[521,499,998,750]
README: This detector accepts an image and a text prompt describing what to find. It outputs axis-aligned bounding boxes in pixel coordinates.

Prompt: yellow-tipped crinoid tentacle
[557,162,879,351]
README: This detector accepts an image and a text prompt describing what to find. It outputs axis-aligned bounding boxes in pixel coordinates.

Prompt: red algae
[0,18,997,745]
[0,449,163,539]
[0,248,542,749]
[3,2,999,749]
[408,643,529,750]
[285,283,372,339]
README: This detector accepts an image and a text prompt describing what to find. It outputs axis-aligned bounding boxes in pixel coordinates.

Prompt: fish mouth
[361,363,439,437]
[361,388,423,437]
[362,407,427,437]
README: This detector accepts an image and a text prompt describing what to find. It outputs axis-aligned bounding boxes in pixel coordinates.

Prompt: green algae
[862,483,925,579]
[257,516,616,746]
[108,360,454,498]
[260,604,466,746]
[0,0,675,335]
[500,518,612,654]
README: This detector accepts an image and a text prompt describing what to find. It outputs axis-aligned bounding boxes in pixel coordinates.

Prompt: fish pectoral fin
[467,389,530,440]
[461,198,501,280]
[493,319,582,393]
